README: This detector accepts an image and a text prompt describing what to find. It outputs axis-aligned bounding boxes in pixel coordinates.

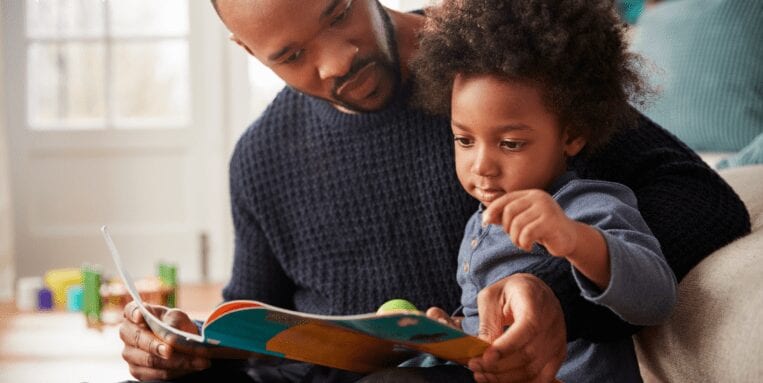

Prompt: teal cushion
[616,0,646,24]
[717,134,763,169]
[631,0,763,152]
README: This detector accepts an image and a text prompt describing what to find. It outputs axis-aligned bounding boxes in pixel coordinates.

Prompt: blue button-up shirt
[457,171,676,382]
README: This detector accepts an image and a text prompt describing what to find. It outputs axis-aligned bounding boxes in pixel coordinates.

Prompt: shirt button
[463,261,470,273]
[470,237,478,248]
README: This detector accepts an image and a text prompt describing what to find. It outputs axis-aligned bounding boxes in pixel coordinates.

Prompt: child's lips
[476,187,504,203]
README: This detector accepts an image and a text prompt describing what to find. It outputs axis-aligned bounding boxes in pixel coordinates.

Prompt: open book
[102,226,488,373]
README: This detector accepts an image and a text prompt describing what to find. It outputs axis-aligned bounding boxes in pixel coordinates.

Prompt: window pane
[28,42,106,128]
[26,0,104,38]
[112,41,190,126]
[109,0,189,37]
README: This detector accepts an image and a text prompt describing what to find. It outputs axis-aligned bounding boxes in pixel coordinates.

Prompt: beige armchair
[635,164,763,382]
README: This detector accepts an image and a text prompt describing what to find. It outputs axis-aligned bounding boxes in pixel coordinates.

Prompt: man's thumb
[480,298,519,344]
[477,305,511,343]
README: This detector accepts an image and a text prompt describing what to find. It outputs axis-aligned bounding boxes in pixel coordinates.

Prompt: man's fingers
[119,320,141,348]
[124,301,172,323]
[476,287,509,343]
[163,308,200,334]
[122,345,210,371]
[539,361,563,383]
[472,356,546,383]
[490,296,536,351]
[481,332,536,370]
[123,301,144,323]
[119,321,171,358]
[474,320,541,375]
[470,274,566,383]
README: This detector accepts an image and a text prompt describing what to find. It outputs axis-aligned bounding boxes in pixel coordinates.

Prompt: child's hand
[482,189,578,257]
[425,306,463,330]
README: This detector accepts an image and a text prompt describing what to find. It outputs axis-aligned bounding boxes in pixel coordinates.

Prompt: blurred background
[0,1,430,381]
[0,0,431,300]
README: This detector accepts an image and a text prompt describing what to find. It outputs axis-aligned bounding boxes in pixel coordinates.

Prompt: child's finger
[499,196,533,233]
[425,306,450,321]
[508,208,540,246]
[426,307,462,329]
[482,194,514,225]
[516,217,543,251]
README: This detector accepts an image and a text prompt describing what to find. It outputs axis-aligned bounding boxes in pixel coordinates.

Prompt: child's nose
[471,148,499,177]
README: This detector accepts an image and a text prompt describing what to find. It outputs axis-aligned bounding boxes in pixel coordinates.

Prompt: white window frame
[24,1,192,131]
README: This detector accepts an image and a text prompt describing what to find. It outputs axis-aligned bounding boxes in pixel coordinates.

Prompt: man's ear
[563,131,587,157]
[229,33,254,56]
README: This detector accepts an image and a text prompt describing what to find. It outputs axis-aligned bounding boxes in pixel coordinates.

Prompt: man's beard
[320,0,402,113]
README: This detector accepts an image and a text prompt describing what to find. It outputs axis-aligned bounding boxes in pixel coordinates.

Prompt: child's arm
[482,189,611,289]
[483,182,677,326]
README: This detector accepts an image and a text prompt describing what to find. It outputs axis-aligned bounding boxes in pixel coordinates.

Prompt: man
[118,1,750,382]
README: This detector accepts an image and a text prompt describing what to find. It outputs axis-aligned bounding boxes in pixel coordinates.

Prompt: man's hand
[119,301,212,381]
[482,190,578,257]
[468,274,567,383]
[425,306,463,330]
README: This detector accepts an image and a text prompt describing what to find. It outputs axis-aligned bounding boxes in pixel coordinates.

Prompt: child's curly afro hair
[411,0,650,151]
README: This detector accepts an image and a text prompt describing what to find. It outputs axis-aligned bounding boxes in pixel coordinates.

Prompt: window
[26,0,190,130]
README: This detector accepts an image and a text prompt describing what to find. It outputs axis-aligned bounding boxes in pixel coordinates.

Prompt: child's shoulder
[554,177,655,237]
[554,177,639,211]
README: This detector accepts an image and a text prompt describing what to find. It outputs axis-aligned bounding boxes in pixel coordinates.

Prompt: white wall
[381,0,435,10]
[0,3,16,301]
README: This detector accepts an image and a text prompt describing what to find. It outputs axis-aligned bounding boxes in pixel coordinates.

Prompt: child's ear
[563,132,587,157]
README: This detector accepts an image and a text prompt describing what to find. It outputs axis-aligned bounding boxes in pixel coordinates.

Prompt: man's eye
[284,49,304,64]
[331,1,352,26]
[500,140,526,151]
[454,137,473,147]
[331,9,348,26]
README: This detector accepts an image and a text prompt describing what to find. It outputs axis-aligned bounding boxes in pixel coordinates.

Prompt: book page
[101,225,208,349]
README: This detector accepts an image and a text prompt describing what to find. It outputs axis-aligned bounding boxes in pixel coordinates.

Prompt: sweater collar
[305,85,416,128]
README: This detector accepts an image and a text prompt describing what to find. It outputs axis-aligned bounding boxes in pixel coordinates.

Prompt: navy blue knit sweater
[224,86,750,342]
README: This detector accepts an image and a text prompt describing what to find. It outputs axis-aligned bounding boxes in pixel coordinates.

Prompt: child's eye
[500,140,525,151]
[283,49,304,64]
[454,136,474,147]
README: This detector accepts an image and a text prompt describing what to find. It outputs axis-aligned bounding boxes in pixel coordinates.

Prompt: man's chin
[333,87,397,113]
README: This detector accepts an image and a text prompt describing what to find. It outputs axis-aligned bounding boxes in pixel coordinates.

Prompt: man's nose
[317,40,359,81]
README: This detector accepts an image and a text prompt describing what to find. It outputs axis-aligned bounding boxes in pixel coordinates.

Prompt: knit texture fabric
[632,0,763,152]
[224,86,750,341]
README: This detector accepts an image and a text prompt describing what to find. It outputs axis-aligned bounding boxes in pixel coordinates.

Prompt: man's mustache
[332,57,378,96]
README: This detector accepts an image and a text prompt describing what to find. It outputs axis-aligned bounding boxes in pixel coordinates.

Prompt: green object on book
[81,264,102,324]
[158,262,177,308]
[377,299,418,314]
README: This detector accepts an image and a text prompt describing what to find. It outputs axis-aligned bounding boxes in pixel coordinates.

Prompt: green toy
[376,298,419,314]
[158,262,177,308]
[81,264,102,325]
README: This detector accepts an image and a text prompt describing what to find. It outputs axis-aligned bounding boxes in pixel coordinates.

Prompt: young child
[410,0,676,381]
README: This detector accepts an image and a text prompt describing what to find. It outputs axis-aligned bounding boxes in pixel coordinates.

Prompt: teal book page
[200,303,488,373]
